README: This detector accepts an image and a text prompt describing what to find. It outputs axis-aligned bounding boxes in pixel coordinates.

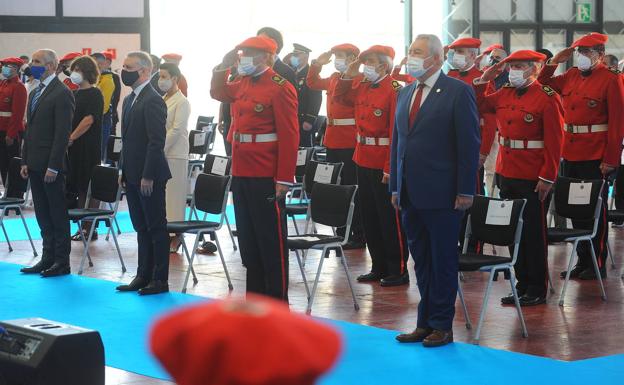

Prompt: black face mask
[62,67,71,77]
[22,66,32,77]
[121,69,140,86]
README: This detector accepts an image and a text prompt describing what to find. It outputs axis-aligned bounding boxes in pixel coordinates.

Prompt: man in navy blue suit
[115,51,172,295]
[391,35,480,347]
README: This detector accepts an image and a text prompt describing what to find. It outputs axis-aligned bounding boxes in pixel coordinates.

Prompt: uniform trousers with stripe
[499,176,550,297]
[562,159,608,268]
[232,176,289,301]
[356,166,408,277]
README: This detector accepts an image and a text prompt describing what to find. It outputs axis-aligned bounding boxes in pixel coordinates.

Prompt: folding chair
[0,157,38,256]
[288,147,315,204]
[547,177,607,306]
[603,209,622,269]
[167,173,233,293]
[67,165,126,275]
[103,135,123,239]
[285,160,343,236]
[187,129,211,179]
[195,115,214,131]
[287,183,359,314]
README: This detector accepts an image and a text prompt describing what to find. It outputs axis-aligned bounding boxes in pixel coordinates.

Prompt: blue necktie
[122,92,137,131]
[29,82,46,114]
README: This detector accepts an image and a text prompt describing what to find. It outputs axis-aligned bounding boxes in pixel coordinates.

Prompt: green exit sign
[576,3,592,23]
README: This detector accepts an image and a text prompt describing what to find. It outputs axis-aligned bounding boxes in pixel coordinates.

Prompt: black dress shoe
[116,277,149,292]
[196,241,218,255]
[560,265,586,279]
[343,240,366,250]
[380,273,410,287]
[396,327,432,343]
[579,266,607,280]
[423,329,453,347]
[138,280,169,295]
[501,288,526,305]
[20,260,53,274]
[518,294,546,307]
[40,263,70,277]
[357,271,383,282]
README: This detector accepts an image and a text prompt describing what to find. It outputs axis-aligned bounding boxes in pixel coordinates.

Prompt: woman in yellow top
[92,52,115,163]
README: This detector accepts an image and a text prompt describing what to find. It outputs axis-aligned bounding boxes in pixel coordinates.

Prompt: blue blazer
[390,71,480,209]
[121,83,172,184]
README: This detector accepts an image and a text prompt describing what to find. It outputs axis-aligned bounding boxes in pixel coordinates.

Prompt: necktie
[408,84,425,130]
[29,82,46,114]
[122,92,137,130]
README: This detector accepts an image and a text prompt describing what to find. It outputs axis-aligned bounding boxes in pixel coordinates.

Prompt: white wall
[0,0,56,16]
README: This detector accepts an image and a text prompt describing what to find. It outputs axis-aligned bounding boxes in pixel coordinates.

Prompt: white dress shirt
[409,69,442,113]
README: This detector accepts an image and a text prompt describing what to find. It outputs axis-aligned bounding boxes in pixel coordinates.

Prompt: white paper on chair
[314,164,334,184]
[485,200,512,226]
[290,236,319,242]
[211,157,228,175]
[113,138,122,153]
[194,132,207,147]
[296,150,307,166]
[568,182,592,205]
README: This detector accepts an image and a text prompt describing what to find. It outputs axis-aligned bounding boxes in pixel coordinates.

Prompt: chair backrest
[188,129,210,156]
[203,154,232,176]
[4,157,28,198]
[310,183,358,231]
[303,160,344,196]
[88,165,121,204]
[295,147,315,179]
[193,173,231,217]
[195,115,214,131]
[553,177,604,220]
[466,195,527,247]
[107,136,123,162]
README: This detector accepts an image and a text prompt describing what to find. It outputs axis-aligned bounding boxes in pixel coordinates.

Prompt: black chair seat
[607,210,624,223]
[67,208,114,220]
[0,197,25,207]
[547,227,593,243]
[285,203,308,215]
[459,253,513,271]
[287,234,344,250]
[167,220,220,234]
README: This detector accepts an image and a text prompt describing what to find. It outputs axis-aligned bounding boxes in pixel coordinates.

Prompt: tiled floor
[2,201,623,384]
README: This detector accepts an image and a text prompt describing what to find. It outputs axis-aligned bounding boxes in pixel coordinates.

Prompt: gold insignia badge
[271,75,286,85]
[587,99,598,108]
[254,104,264,113]
[391,80,402,91]
[524,113,534,123]
[541,85,555,96]
[374,109,383,117]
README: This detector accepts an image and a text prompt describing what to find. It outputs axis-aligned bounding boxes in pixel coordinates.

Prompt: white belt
[233,132,278,143]
[0,112,12,117]
[357,134,390,146]
[499,137,544,149]
[566,124,608,134]
[331,118,356,126]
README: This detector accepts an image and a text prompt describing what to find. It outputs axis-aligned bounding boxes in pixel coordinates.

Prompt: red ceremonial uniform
[306,64,357,149]
[334,74,400,174]
[538,62,624,166]
[0,76,27,139]
[63,77,79,91]
[211,67,299,183]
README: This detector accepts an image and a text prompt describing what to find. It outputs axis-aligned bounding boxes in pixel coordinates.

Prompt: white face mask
[576,52,594,71]
[237,56,258,76]
[362,65,380,82]
[407,56,431,78]
[69,71,83,85]
[450,53,467,69]
[508,68,528,88]
[334,58,347,73]
[158,78,173,93]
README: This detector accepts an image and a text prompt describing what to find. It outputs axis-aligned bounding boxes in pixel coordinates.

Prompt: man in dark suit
[115,51,172,295]
[20,49,75,277]
[391,35,480,347]
[257,27,297,88]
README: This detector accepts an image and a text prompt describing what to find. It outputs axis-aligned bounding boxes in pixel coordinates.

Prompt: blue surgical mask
[289,56,300,68]
[407,56,432,78]
[237,56,257,77]
[362,65,380,82]
[334,58,347,73]
[30,65,46,80]
[1,66,13,79]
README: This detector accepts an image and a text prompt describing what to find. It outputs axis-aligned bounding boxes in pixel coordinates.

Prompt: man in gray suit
[20,49,75,277]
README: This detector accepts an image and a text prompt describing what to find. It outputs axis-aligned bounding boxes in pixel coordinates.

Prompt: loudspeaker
[0,318,104,385]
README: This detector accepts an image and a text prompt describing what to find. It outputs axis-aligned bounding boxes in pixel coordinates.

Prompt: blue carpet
[0,261,621,384]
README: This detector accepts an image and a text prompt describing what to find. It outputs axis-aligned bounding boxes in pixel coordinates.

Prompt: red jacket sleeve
[274,82,300,184]
[603,73,624,166]
[538,63,568,95]
[391,67,414,84]
[306,64,331,90]
[539,95,565,182]
[333,76,360,106]
[8,82,27,138]
[210,68,238,103]
[473,82,497,114]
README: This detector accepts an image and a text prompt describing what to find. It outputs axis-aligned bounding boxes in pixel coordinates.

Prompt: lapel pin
[436,88,441,93]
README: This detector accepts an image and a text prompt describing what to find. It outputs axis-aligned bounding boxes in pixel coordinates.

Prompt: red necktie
[408,84,425,130]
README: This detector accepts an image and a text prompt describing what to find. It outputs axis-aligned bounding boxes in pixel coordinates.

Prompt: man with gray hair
[391,34,480,347]
[20,49,75,277]
[115,51,172,295]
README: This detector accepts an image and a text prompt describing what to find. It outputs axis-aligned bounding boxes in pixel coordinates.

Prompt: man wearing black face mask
[58,52,81,91]
[115,51,171,295]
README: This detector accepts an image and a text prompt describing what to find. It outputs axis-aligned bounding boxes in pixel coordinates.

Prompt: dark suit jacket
[295,65,322,125]
[273,58,297,89]
[22,76,75,173]
[390,71,480,209]
[121,82,171,184]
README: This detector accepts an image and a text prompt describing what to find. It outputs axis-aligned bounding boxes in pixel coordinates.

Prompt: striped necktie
[29,82,46,113]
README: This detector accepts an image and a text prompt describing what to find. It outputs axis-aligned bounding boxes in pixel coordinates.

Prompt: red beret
[150,296,342,385]
[236,36,278,55]
[331,43,360,56]
[359,45,395,61]
[448,37,482,49]
[60,52,82,62]
[571,32,608,48]
[162,53,182,61]
[1,57,25,67]
[483,44,504,54]
[500,50,547,65]
[101,51,114,61]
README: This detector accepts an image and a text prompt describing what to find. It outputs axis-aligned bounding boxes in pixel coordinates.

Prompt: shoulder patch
[541,85,555,96]
[608,67,622,75]
[391,80,402,91]
[271,75,286,86]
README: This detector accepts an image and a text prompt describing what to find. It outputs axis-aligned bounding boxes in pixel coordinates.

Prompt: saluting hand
[551,47,574,65]
[316,51,332,66]
[479,62,504,83]
[221,49,240,69]
[534,180,553,202]
[399,57,408,67]
[344,59,361,78]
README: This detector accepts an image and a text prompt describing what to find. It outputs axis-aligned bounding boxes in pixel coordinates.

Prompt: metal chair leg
[109,219,126,273]
[294,249,310,299]
[13,209,37,256]
[509,268,528,338]
[547,267,555,294]
[338,247,359,310]
[457,275,472,329]
[214,234,233,290]
[607,238,616,269]
[589,240,607,301]
[78,220,96,274]
[307,247,327,314]
[291,215,300,235]
[225,214,237,251]
[0,212,13,252]
[180,238,198,284]
[474,270,496,343]
[559,240,578,306]
[182,235,202,293]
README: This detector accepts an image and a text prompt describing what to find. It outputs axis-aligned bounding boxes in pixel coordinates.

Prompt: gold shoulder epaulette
[271,75,286,85]
[541,85,555,96]
[608,67,622,75]
[391,80,402,91]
